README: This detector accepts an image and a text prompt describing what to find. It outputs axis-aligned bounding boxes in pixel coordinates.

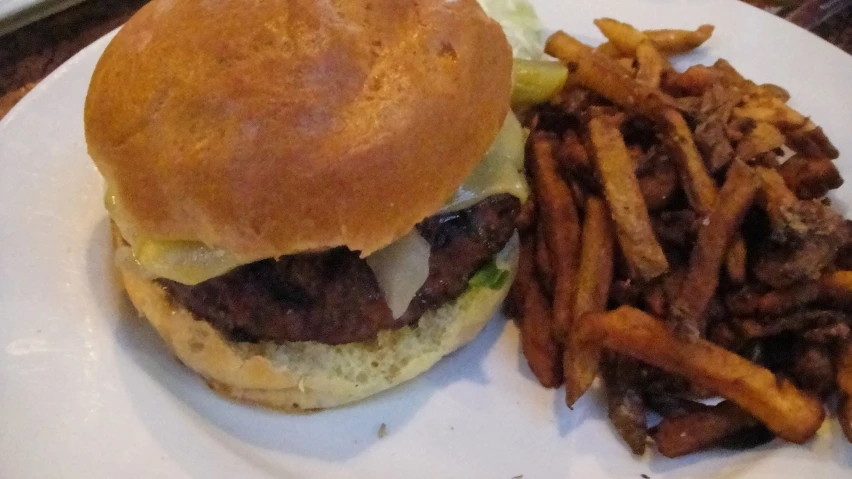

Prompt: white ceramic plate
[0,0,85,36]
[2,0,852,477]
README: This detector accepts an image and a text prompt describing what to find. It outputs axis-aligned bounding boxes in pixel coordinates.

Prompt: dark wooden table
[0,0,850,119]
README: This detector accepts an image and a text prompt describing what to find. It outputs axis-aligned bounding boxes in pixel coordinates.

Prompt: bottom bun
[118,234,518,412]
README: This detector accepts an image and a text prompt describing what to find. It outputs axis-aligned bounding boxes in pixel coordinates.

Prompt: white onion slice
[365,230,431,318]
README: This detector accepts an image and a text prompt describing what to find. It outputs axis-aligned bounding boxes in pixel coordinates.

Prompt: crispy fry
[635,41,666,88]
[645,25,715,55]
[616,57,636,72]
[777,155,843,200]
[535,221,555,297]
[595,25,714,59]
[652,401,759,458]
[660,108,719,213]
[521,276,563,388]
[516,196,536,232]
[595,41,623,58]
[592,19,669,89]
[712,58,759,90]
[578,306,826,443]
[670,161,760,339]
[760,83,791,102]
[594,18,649,55]
[604,355,648,455]
[725,236,747,285]
[518,232,563,388]
[756,166,810,235]
[735,310,848,339]
[787,124,839,159]
[733,99,805,130]
[545,31,679,118]
[588,115,669,281]
[710,59,789,102]
[735,122,786,162]
[658,106,747,289]
[565,197,615,406]
[836,342,852,443]
[568,179,588,213]
[668,65,722,96]
[727,271,852,316]
[573,197,616,320]
[530,134,582,338]
[522,18,847,457]
[565,313,604,406]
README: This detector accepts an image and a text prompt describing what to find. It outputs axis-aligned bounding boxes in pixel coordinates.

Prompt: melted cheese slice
[108,112,528,290]
[441,112,528,213]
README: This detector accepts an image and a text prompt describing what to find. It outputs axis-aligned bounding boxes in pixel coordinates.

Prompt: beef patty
[160,194,520,345]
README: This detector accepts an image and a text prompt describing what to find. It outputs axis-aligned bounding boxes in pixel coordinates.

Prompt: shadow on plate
[86,218,508,476]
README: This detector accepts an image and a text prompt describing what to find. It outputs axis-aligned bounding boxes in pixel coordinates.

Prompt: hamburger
[84,0,528,411]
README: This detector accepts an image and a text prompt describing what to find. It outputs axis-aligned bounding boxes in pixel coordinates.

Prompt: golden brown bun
[85,0,512,260]
[117,232,518,411]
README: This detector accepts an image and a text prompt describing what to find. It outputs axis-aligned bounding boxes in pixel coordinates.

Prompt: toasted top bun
[85,0,512,260]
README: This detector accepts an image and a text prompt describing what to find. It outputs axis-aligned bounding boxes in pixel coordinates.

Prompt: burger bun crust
[85,0,513,260]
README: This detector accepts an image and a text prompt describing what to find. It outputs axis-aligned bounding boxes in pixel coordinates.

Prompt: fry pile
[509,18,852,457]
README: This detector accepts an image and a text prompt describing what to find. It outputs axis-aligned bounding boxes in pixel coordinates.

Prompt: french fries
[635,41,666,88]
[514,17,850,457]
[578,306,826,443]
[644,25,715,55]
[725,236,747,285]
[727,271,852,316]
[787,124,839,159]
[518,234,563,388]
[669,65,721,96]
[735,310,848,340]
[588,115,669,281]
[603,356,648,455]
[652,401,760,458]
[837,343,852,442]
[594,17,678,86]
[535,221,555,297]
[545,31,679,118]
[529,134,581,337]
[669,161,760,339]
[573,197,616,321]
[734,122,786,162]
[596,24,714,58]
[657,107,748,284]
[565,197,615,405]
[515,193,536,232]
[777,155,843,200]
[660,108,719,213]
[594,18,653,56]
